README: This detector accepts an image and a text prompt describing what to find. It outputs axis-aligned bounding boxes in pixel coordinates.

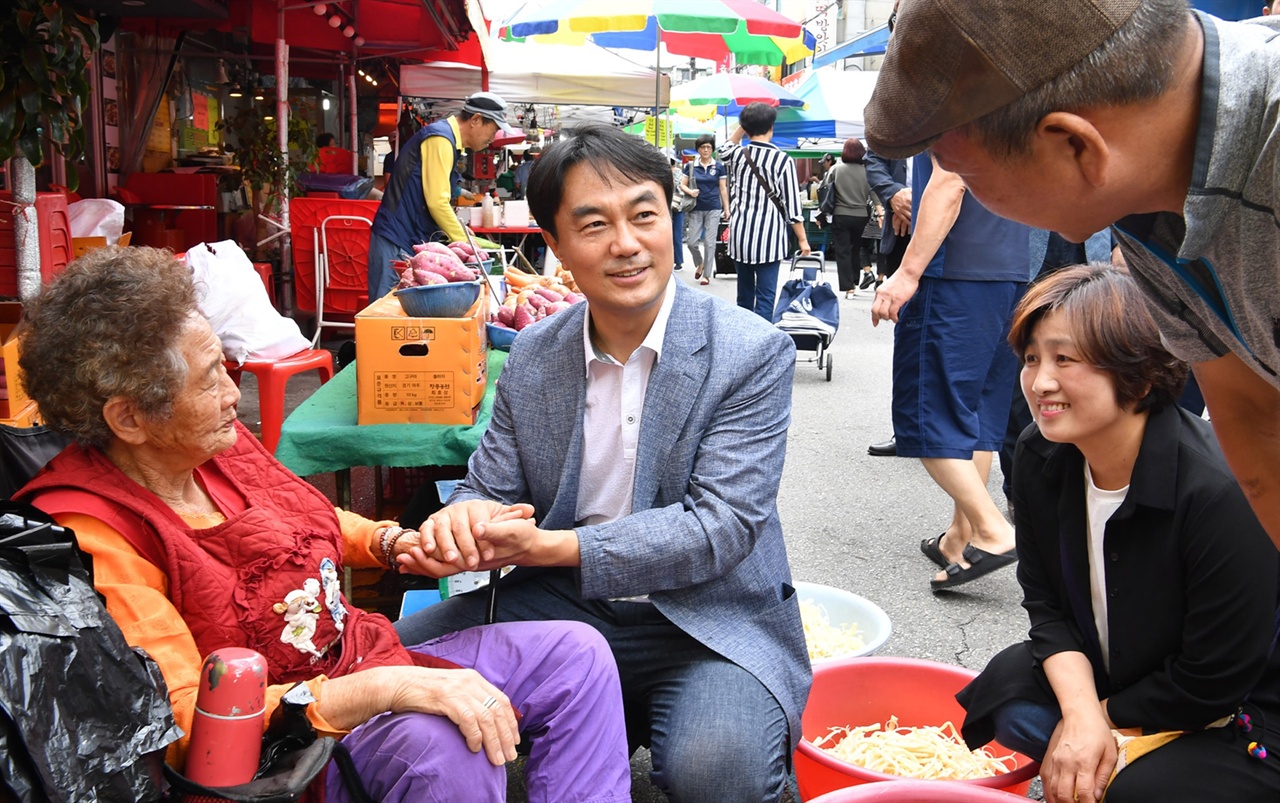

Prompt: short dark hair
[1008,264,1187,412]
[526,123,672,239]
[20,246,201,449]
[841,138,866,164]
[694,134,716,149]
[739,102,777,137]
[316,133,335,148]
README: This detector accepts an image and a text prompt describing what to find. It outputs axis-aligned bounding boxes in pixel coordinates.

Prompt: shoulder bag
[740,145,792,220]
[672,164,697,213]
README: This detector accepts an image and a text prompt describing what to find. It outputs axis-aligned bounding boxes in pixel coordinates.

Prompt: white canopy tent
[400,39,670,108]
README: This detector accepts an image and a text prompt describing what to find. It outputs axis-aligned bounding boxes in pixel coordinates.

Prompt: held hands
[396,500,535,577]
[870,271,918,326]
[1041,713,1117,803]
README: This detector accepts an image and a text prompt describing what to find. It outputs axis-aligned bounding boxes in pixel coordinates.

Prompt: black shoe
[674,263,684,272]
[867,436,897,457]
[859,271,875,290]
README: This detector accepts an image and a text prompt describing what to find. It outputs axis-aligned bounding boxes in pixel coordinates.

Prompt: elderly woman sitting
[14,247,631,802]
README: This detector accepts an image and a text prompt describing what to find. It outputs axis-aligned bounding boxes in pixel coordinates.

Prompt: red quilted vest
[17,423,413,684]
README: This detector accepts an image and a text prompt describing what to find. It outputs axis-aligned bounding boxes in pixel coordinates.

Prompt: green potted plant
[0,1,99,299]
[218,106,317,256]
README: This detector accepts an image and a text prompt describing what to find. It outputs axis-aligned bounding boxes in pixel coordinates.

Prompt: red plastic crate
[290,197,380,315]
[0,192,72,297]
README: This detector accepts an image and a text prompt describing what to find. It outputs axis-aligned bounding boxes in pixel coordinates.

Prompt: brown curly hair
[19,246,200,449]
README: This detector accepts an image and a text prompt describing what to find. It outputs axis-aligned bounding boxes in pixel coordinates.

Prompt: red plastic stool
[225,348,334,455]
[251,261,276,307]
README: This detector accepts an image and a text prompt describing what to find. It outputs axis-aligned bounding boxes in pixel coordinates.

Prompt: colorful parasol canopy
[669,72,804,120]
[497,0,816,66]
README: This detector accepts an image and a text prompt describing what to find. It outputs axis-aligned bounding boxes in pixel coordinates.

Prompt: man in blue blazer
[394,123,811,802]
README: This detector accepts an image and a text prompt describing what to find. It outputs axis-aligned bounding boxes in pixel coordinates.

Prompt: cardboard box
[355,288,489,425]
[1,400,42,428]
[0,303,29,421]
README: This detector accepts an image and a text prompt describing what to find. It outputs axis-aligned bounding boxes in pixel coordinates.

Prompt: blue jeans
[990,698,1059,762]
[396,570,792,802]
[734,260,781,321]
[671,209,685,267]
[367,231,406,301]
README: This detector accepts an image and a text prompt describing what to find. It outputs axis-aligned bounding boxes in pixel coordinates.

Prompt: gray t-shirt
[1113,12,1280,387]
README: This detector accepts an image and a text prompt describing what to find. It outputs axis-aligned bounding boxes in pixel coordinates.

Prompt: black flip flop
[919,533,951,570]
[930,546,1018,591]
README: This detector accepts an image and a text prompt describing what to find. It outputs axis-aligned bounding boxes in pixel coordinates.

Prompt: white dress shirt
[575,277,677,532]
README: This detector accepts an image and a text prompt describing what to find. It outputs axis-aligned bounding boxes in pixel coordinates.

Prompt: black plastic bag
[0,501,182,802]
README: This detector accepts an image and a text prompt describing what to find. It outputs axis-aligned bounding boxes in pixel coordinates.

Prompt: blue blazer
[866,150,908,254]
[452,281,813,746]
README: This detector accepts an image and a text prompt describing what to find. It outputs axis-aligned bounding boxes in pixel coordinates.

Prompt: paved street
[249,257,1038,800]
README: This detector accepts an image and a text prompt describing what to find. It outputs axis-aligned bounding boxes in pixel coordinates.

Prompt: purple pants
[326,620,631,803]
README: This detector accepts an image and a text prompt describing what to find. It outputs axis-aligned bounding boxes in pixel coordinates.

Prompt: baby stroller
[772,251,837,381]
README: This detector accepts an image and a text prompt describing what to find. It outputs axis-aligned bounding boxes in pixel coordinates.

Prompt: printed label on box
[390,325,435,341]
[374,371,454,410]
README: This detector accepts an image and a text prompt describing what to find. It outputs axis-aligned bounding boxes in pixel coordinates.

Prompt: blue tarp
[811,24,889,70]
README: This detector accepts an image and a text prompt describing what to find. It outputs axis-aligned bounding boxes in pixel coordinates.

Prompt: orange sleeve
[56,512,349,769]
[337,507,398,570]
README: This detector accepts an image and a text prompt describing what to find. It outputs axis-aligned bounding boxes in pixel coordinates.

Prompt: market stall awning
[810,23,888,70]
[400,39,669,107]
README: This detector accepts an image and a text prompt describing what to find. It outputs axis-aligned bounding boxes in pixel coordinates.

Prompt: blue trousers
[734,260,781,321]
[328,620,631,803]
[367,231,407,302]
[671,210,686,268]
[395,570,792,803]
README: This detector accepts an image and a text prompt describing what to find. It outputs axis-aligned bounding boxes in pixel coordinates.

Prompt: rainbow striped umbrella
[497,0,816,67]
[670,72,805,120]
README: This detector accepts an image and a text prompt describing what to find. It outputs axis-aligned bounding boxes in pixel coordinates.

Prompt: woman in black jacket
[957,266,1280,803]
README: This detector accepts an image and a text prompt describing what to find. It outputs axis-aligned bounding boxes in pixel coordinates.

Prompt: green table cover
[275,350,507,476]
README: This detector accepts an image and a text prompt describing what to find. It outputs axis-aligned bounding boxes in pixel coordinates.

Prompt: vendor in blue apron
[367,92,516,301]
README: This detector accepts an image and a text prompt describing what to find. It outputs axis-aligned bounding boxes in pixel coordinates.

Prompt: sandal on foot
[930,546,1018,591]
[919,533,952,570]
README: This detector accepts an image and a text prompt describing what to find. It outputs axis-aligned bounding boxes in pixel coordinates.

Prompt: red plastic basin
[795,656,1040,801]
[809,779,1031,802]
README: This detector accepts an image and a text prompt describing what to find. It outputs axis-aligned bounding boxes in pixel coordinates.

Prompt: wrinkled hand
[890,188,912,223]
[870,271,918,326]
[399,500,535,576]
[892,214,911,237]
[1041,716,1117,803]
[392,666,520,766]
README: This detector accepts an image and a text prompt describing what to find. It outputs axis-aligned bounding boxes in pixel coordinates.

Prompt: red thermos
[184,648,268,786]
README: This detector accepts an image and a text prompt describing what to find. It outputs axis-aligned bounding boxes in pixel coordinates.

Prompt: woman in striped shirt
[718,102,811,320]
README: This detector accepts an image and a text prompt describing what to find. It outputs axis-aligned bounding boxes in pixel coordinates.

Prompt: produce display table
[471,225,544,256]
[276,351,507,502]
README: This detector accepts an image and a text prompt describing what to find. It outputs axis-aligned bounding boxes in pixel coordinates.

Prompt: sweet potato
[411,267,448,286]
[532,286,564,304]
[525,293,547,311]
[413,242,457,259]
[494,305,516,328]
[565,292,586,305]
[544,300,572,316]
[514,302,537,331]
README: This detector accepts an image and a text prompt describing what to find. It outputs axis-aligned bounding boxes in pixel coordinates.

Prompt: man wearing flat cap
[866,0,1280,564]
[368,91,516,300]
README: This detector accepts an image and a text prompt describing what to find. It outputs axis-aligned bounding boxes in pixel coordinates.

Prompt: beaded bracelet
[378,526,406,568]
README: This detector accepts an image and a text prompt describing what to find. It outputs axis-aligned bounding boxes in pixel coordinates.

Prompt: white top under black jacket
[717,139,804,265]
